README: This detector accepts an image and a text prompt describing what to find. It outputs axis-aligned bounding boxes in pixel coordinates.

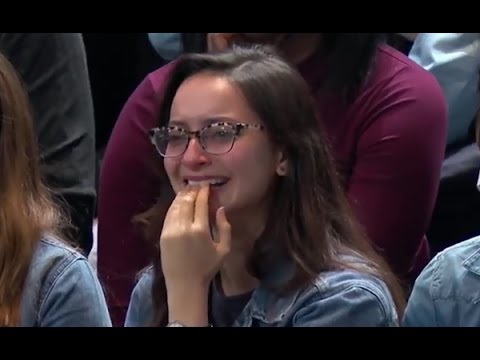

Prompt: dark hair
[136,44,405,326]
[318,33,382,102]
[180,33,383,103]
[181,33,208,53]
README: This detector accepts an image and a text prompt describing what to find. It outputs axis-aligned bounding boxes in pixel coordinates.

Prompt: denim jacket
[125,256,399,327]
[20,236,112,327]
[403,236,480,327]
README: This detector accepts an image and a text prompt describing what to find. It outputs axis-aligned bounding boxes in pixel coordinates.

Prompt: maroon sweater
[97,44,447,326]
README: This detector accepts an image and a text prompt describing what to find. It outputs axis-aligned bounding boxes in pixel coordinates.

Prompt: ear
[207,33,236,52]
[275,150,288,177]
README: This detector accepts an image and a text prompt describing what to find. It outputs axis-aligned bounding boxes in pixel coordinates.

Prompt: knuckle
[182,194,196,204]
[191,224,208,238]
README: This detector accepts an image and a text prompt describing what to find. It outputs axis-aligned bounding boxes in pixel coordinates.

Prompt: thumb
[215,207,231,257]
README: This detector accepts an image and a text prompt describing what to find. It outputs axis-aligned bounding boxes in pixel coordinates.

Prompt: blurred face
[163,73,287,222]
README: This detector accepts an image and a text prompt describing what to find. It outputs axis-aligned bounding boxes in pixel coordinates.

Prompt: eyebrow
[168,116,239,128]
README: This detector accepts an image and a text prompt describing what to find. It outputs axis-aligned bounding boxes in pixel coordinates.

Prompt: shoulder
[145,60,178,94]
[28,235,98,300]
[261,255,399,327]
[22,235,111,326]
[133,61,177,107]
[108,61,177,143]
[124,266,155,327]
[100,61,178,183]
[415,236,480,301]
[300,265,399,326]
[30,236,87,277]
[404,236,480,326]
[346,44,447,154]
[356,44,446,122]
[371,43,441,88]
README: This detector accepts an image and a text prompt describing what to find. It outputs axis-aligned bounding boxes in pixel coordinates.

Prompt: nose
[181,138,210,168]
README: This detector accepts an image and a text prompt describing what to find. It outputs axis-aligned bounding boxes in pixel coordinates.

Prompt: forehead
[169,72,261,128]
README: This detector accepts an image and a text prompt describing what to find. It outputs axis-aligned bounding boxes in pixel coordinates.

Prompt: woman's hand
[160,184,231,326]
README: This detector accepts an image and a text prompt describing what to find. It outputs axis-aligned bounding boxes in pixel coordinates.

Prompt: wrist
[167,284,210,327]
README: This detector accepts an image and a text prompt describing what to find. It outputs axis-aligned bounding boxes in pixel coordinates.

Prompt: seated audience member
[124,45,404,327]
[408,33,480,254]
[98,33,447,326]
[403,235,480,327]
[404,108,480,328]
[0,33,97,255]
[0,53,111,327]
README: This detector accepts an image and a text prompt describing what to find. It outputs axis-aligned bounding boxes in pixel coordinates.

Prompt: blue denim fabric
[125,256,399,327]
[20,236,112,327]
[404,235,480,327]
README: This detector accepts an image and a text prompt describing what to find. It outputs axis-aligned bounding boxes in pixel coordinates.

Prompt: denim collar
[463,244,480,276]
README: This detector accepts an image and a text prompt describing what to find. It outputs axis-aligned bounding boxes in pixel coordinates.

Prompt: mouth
[183,177,229,188]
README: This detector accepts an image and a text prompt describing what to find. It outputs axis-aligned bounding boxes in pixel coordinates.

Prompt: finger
[178,186,200,223]
[194,184,210,229]
[215,207,231,257]
[165,186,198,225]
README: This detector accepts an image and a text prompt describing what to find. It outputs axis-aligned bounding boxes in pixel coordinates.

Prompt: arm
[0,33,96,254]
[402,261,439,326]
[347,69,447,282]
[293,284,398,327]
[408,33,480,145]
[38,259,112,327]
[97,65,174,326]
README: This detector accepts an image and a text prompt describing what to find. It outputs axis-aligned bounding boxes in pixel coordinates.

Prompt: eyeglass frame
[149,121,264,158]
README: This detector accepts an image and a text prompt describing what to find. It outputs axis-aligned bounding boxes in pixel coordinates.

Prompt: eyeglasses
[149,122,264,158]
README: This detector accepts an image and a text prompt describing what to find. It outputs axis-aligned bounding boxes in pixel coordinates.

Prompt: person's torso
[128,254,399,327]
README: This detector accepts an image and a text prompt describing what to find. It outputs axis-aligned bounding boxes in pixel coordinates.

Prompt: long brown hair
[0,53,66,326]
[136,45,405,326]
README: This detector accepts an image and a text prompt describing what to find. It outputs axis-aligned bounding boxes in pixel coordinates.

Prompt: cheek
[163,159,179,190]
[229,141,278,187]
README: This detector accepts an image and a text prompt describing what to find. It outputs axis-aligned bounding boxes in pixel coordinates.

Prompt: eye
[206,126,235,141]
[214,129,230,138]
[167,129,186,143]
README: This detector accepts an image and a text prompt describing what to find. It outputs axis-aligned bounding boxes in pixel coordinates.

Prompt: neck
[219,249,258,297]
[281,33,322,65]
[214,210,265,297]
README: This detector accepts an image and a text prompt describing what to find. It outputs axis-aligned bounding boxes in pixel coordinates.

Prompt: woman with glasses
[124,45,404,327]
[98,33,447,326]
